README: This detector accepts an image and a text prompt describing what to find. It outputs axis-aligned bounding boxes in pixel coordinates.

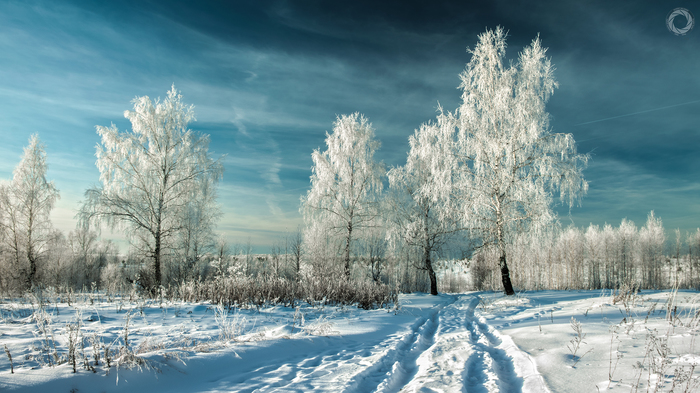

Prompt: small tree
[688,229,700,288]
[212,235,229,277]
[447,27,588,295]
[639,211,665,289]
[289,227,303,282]
[80,86,223,289]
[359,223,387,283]
[584,224,602,289]
[178,176,220,280]
[0,135,60,289]
[301,113,384,277]
[68,227,99,287]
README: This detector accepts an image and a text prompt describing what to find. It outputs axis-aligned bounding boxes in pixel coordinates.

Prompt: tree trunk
[344,221,352,278]
[26,209,35,289]
[496,202,514,296]
[424,248,438,296]
[499,250,515,296]
[154,231,162,288]
[27,256,36,290]
[154,192,165,289]
[423,212,438,295]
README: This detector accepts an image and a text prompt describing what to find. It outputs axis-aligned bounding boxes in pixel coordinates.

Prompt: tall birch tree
[0,135,59,289]
[450,27,588,295]
[80,86,223,288]
[301,113,384,277]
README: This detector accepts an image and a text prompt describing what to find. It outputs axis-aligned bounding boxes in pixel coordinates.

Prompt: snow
[1,290,698,392]
[478,290,700,392]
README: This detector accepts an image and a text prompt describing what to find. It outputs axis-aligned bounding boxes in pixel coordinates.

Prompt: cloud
[557,157,700,234]
[2,0,698,252]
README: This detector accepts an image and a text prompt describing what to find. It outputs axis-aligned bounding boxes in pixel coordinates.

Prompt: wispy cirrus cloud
[1,0,699,252]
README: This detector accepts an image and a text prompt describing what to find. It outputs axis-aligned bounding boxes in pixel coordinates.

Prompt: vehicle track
[345,296,455,393]
[209,294,546,392]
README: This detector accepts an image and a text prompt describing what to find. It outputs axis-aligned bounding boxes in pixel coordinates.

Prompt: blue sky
[1,0,698,251]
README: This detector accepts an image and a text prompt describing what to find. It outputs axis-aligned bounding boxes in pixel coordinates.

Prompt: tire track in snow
[206,294,547,393]
[470,296,551,393]
[400,295,539,393]
[466,318,522,392]
[228,342,375,392]
[398,295,480,392]
[344,296,456,393]
[223,298,455,392]
[462,297,501,393]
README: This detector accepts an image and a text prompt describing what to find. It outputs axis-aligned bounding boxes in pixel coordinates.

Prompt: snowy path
[398,295,548,393]
[216,294,548,393]
[1,293,549,393]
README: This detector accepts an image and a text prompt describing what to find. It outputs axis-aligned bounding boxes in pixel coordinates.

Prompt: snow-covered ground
[1,289,698,392]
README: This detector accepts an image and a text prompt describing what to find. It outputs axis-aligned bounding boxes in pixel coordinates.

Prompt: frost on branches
[387,110,462,295]
[79,86,223,289]
[448,27,588,295]
[0,135,59,290]
[301,113,384,277]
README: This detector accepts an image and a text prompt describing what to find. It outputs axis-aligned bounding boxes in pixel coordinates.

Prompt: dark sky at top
[0,0,698,249]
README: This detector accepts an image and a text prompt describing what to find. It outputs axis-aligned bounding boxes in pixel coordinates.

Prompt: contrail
[574,99,700,126]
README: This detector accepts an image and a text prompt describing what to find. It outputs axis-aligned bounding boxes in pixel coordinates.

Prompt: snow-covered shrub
[100,262,130,294]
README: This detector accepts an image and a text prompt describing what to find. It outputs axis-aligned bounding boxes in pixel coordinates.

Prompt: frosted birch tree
[176,175,220,280]
[639,211,665,289]
[450,27,588,295]
[301,113,384,277]
[0,135,60,289]
[80,86,223,288]
[387,111,462,295]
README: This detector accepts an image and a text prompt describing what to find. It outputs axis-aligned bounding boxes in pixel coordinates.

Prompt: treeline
[471,212,700,291]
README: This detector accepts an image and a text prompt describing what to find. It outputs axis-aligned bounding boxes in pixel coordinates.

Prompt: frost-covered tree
[584,224,603,289]
[301,113,384,277]
[448,27,588,295]
[687,229,700,288]
[387,112,462,295]
[638,211,665,289]
[289,227,303,282]
[176,175,220,281]
[80,86,223,288]
[616,219,637,285]
[67,227,100,287]
[0,135,60,289]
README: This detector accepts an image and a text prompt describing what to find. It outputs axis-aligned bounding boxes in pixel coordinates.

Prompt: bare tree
[68,227,99,287]
[0,135,60,289]
[585,224,602,289]
[244,237,253,276]
[79,86,223,289]
[211,235,229,277]
[687,229,700,288]
[269,241,281,278]
[0,185,23,290]
[439,27,587,295]
[289,227,303,282]
[301,113,384,277]
[673,228,682,287]
[639,211,665,289]
[360,225,387,283]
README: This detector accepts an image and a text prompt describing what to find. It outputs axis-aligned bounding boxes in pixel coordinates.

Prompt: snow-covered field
[1,289,699,392]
